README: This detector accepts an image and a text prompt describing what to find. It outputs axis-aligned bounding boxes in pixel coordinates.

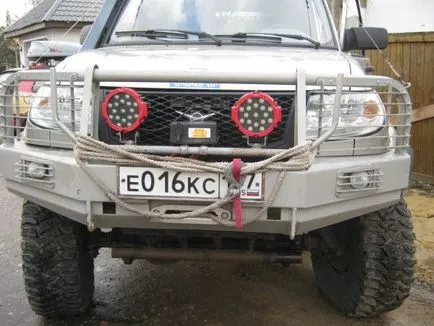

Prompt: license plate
[119,167,263,200]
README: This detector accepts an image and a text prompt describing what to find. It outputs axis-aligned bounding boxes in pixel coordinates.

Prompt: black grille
[99,89,295,149]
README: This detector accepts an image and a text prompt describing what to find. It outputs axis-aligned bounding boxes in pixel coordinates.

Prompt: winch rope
[73,135,315,228]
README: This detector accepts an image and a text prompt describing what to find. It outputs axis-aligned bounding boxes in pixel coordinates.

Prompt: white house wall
[363,0,434,33]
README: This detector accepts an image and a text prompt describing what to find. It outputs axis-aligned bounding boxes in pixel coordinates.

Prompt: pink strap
[232,158,243,229]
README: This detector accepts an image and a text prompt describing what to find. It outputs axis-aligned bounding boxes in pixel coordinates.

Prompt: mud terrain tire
[310,202,415,317]
[21,202,94,316]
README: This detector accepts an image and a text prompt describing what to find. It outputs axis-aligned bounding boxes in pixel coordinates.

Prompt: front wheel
[21,202,94,316]
[310,202,416,317]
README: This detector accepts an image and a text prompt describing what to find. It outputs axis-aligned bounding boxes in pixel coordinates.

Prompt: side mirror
[80,25,93,45]
[343,27,388,51]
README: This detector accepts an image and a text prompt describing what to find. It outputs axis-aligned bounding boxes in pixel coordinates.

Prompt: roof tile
[4,0,103,34]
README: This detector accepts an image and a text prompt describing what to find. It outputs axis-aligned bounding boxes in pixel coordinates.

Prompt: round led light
[231,91,282,138]
[102,87,148,133]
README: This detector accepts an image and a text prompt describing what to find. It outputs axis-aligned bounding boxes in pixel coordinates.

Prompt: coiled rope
[74,135,315,228]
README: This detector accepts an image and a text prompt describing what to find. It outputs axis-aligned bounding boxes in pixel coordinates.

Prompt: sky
[0,0,30,27]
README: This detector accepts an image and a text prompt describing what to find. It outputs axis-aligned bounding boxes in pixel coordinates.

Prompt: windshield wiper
[115,29,222,46]
[216,32,320,49]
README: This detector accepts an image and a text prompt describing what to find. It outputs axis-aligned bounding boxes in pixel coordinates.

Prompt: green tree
[0,26,18,69]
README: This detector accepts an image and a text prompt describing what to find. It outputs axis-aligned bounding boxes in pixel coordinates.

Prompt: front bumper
[0,141,410,236]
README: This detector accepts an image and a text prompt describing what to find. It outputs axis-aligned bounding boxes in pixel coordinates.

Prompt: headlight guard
[306,92,386,140]
[29,85,83,132]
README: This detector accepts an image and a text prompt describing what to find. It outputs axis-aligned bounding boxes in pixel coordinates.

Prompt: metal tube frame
[111,247,303,263]
[0,73,17,144]
[0,68,412,156]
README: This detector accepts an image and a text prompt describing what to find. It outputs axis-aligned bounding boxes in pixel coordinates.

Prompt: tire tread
[311,202,416,317]
[21,202,94,317]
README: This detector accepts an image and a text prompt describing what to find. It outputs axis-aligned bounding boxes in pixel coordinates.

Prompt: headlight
[306,93,386,139]
[29,85,83,131]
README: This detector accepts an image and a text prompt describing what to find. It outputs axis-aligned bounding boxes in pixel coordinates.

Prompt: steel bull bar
[0,67,412,237]
[78,66,411,154]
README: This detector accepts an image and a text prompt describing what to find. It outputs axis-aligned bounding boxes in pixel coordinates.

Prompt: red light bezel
[231,92,282,138]
[102,87,148,133]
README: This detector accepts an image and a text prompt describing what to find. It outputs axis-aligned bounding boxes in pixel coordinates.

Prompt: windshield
[109,0,337,48]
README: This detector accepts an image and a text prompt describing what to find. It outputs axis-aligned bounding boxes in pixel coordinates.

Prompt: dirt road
[408,188,434,285]
[0,178,433,326]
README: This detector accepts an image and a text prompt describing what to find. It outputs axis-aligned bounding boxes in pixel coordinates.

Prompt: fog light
[349,171,370,189]
[231,92,282,137]
[102,87,148,133]
[26,162,46,179]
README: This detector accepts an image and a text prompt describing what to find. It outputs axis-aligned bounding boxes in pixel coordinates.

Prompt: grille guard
[0,67,412,157]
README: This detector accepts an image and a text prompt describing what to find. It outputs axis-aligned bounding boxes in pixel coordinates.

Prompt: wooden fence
[367,32,434,184]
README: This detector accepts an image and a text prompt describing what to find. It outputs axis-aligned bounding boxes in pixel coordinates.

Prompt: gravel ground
[1,177,433,326]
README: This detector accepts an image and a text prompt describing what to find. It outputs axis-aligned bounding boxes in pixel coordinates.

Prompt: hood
[57,45,364,89]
